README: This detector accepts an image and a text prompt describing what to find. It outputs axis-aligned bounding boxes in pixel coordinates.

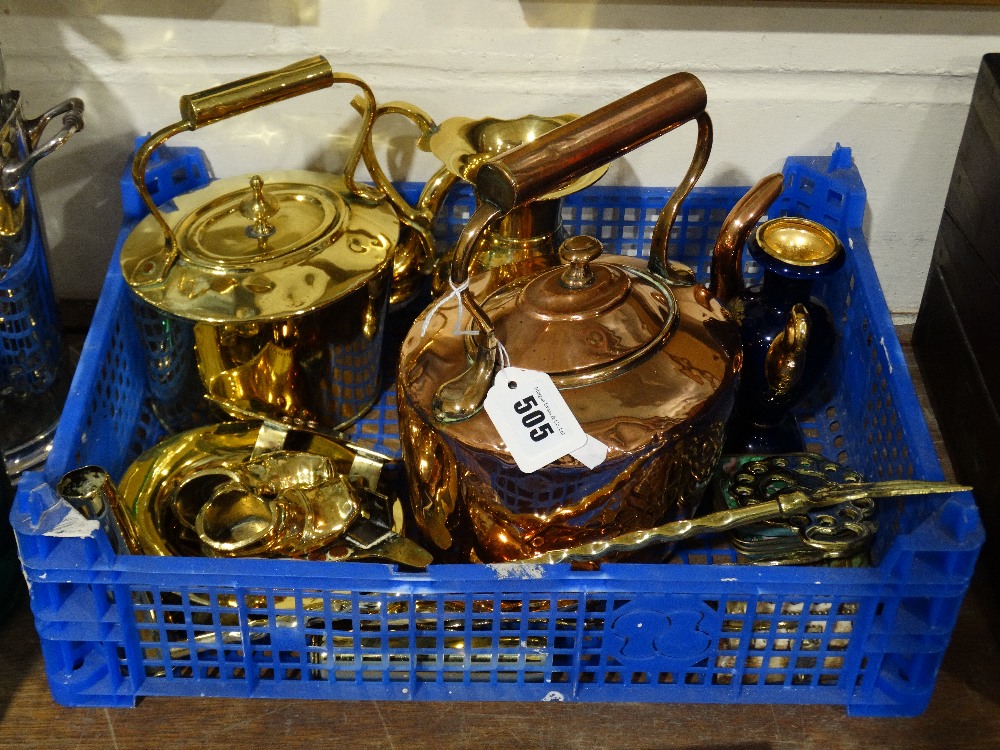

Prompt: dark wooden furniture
[913,53,1000,577]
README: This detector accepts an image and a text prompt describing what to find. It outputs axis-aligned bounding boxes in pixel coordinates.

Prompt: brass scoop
[526,479,971,565]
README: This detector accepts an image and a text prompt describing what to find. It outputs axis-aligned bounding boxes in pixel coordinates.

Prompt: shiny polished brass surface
[765,303,810,399]
[119,420,431,567]
[179,55,333,128]
[124,171,395,432]
[709,173,785,308]
[756,216,843,266]
[348,98,454,307]
[122,170,396,320]
[128,57,380,288]
[355,101,609,306]
[190,452,362,556]
[121,59,402,433]
[427,113,608,197]
[527,478,970,564]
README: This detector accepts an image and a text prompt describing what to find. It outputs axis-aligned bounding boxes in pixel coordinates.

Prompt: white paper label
[570,435,609,469]
[484,367,605,473]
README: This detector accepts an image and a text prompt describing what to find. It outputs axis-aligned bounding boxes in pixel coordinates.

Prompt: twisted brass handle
[526,480,970,564]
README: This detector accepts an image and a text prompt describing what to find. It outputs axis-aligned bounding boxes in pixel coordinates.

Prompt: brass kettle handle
[129,56,381,286]
[348,97,460,272]
[433,72,710,422]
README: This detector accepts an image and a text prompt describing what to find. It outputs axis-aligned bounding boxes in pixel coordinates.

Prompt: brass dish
[118,419,429,567]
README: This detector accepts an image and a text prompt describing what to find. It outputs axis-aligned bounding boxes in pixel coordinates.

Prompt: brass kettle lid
[121,169,400,323]
[480,236,678,387]
[427,114,609,200]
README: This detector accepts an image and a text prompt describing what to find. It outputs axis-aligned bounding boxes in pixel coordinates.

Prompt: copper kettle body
[396,73,765,563]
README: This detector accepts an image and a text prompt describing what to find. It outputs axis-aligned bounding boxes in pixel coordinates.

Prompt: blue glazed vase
[724,216,845,454]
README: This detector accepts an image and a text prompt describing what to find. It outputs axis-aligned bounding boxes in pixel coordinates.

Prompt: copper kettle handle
[128,56,381,286]
[433,72,710,422]
[709,172,785,306]
[474,72,707,214]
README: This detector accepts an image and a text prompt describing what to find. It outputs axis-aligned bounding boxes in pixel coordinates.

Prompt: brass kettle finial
[240,175,280,240]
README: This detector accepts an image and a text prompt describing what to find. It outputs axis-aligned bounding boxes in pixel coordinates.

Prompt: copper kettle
[396,72,777,563]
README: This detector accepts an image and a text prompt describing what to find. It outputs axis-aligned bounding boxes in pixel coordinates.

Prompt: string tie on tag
[420,278,478,337]
[496,340,512,371]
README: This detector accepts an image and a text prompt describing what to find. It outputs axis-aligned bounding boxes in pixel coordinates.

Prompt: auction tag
[570,435,609,469]
[484,367,595,473]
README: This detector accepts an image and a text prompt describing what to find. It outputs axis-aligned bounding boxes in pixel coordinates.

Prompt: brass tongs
[526,480,970,565]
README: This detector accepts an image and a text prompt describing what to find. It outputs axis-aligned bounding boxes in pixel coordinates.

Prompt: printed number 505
[512,396,555,442]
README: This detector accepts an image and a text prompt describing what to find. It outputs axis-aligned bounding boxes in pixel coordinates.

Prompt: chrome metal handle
[1,97,84,191]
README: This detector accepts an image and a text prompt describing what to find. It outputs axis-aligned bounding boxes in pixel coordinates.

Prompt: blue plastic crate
[10,145,983,715]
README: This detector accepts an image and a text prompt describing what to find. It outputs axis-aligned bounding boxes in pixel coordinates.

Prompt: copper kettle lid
[121,169,399,324]
[480,235,678,387]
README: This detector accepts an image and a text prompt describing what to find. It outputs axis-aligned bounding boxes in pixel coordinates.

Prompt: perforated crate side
[43,142,212,486]
[13,145,983,714]
[0,195,63,399]
[14,475,981,712]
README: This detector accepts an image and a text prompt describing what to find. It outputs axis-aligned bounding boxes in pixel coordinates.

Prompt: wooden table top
[2,329,998,750]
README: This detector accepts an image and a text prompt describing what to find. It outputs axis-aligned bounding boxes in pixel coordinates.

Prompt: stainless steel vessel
[0,48,84,476]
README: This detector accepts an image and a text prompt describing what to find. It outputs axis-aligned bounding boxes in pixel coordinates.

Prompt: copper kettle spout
[709,172,784,306]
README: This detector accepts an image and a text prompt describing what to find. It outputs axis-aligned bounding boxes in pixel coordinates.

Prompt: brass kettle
[351,101,610,308]
[396,72,775,563]
[120,57,400,435]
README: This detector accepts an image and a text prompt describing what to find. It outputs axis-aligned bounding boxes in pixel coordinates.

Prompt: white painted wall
[3,1,1000,322]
